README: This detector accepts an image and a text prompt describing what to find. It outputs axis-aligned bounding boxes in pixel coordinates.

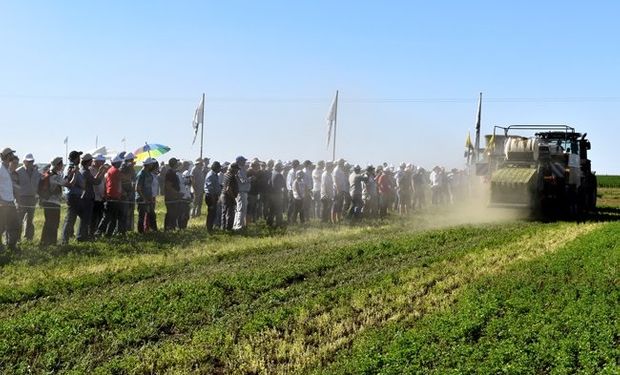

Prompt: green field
[0,196,619,373]
[598,175,620,188]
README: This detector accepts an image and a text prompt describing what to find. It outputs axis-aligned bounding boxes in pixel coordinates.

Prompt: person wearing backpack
[40,157,67,246]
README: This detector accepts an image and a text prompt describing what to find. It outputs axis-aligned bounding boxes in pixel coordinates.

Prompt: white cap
[143,157,157,166]
[94,154,106,162]
[112,155,123,164]
[124,152,135,161]
[24,153,35,162]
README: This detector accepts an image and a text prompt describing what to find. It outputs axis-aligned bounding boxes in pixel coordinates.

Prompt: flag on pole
[192,95,205,145]
[465,132,473,150]
[485,133,496,155]
[474,92,482,161]
[63,136,68,145]
[326,91,338,148]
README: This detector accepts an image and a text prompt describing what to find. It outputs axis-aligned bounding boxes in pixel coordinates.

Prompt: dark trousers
[40,202,61,246]
[90,200,105,236]
[221,196,236,231]
[17,196,37,241]
[266,193,283,227]
[179,201,190,229]
[205,194,218,231]
[62,194,80,244]
[137,201,157,233]
[0,204,19,251]
[124,201,135,232]
[97,200,125,237]
[290,199,305,224]
[77,198,94,242]
[164,201,180,231]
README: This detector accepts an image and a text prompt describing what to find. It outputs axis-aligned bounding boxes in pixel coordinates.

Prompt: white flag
[63,136,68,145]
[192,94,205,145]
[326,90,338,148]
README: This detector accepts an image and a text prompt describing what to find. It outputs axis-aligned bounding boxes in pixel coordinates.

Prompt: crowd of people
[0,146,468,251]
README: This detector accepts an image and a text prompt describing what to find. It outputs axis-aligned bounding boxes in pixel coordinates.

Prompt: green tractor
[475,125,597,219]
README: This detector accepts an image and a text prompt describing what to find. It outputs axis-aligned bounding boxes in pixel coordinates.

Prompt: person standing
[320,161,335,223]
[77,154,106,242]
[96,156,124,237]
[312,160,324,220]
[221,162,239,231]
[204,161,222,232]
[61,151,82,245]
[39,157,66,246]
[190,158,205,218]
[179,167,192,229]
[15,153,41,241]
[164,158,182,231]
[0,148,19,251]
[332,159,348,223]
[290,170,306,224]
[266,162,286,228]
[136,157,158,233]
[90,154,106,235]
[120,153,137,232]
[233,156,250,231]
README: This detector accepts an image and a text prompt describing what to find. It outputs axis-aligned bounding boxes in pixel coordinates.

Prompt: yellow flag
[485,133,496,154]
[465,132,473,149]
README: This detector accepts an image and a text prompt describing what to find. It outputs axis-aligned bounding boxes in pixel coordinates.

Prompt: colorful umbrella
[134,143,171,162]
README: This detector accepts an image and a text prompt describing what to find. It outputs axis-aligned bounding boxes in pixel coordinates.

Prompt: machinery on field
[474,125,597,218]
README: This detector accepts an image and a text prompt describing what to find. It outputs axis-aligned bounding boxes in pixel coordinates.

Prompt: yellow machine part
[490,167,538,208]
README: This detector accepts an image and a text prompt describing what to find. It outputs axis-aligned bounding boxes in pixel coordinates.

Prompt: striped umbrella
[133,143,171,162]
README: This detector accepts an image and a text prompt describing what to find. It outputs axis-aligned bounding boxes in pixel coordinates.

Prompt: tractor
[474,125,596,219]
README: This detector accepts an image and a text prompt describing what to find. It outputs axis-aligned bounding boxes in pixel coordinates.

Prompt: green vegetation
[0,192,618,373]
[598,175,620,188]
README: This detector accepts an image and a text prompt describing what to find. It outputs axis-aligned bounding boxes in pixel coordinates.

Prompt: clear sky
[1,1,618,173]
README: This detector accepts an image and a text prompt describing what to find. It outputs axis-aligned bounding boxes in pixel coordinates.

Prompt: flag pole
[332,90,338,161]
[65,138,68,164]
[474,92,482,162]
[200,92,205,160]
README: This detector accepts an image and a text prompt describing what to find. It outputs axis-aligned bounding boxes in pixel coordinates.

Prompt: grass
[327,221,619,375]
[0,192,618,373]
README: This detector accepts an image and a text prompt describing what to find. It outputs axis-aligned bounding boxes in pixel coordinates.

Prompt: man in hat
[76,153,106,242]
[120,153,137,231]
[15,153,41,241]
[190,158,206,218]
[61,150,83,244]
[164,157,182,230]
[136,157,158,233]
[40,157,67,246]
[266,161,286,228]
[90,154,107,235]
[233,156,249,231]
[0,147,19,251]
[320,161,335,223]
[204,161,222,232]
[221,162,239,231]
[312,160,325,220]
[286,159,300,223]
[96,155,125,237]
[430,166,441,205]
[332,158,348,223]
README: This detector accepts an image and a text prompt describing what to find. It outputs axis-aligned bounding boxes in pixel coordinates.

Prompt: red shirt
[105,166,122,200]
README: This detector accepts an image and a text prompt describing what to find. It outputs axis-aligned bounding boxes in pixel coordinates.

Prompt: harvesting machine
[474,125,597,218]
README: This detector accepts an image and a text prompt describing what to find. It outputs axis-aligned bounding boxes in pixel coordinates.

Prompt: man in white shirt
[320,161,334,223]
[312,160,324,219]
[332,159,348,223]
[0,147,19,251]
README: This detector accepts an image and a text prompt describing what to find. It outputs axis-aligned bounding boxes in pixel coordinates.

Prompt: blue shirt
[204,170,221,196]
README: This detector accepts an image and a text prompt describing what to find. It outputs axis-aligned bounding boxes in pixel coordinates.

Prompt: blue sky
[1,1,618,173]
